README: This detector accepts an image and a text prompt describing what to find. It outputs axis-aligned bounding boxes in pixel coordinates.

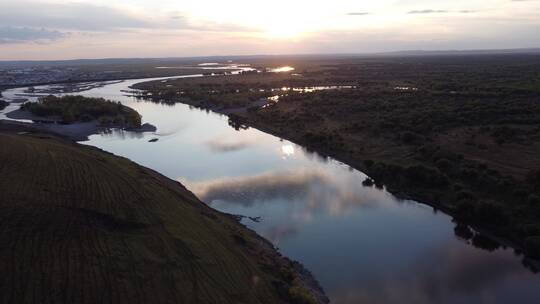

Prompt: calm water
[2,76,540,304]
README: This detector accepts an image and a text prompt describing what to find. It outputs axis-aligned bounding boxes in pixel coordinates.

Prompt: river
[1,73,539,304]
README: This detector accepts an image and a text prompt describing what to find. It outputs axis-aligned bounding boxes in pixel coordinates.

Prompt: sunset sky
[0,0,539,60]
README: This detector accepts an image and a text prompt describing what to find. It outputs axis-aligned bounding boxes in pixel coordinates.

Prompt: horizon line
[1,47,540,63]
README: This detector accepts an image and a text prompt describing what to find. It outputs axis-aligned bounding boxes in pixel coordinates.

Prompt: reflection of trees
[453,221,502,251]
[452,221,540,273]
[471,234,501,252]
[228,115,249,131]
[299,145,328,163]
[100,128,144,140]
[454,223,474,240]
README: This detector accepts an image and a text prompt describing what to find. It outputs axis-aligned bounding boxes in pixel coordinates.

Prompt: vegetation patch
[21,95,142,127]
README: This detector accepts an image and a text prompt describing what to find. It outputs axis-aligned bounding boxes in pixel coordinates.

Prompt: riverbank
[233,116,540,268]
[133,95,540,266]
[133,55,540,262]
[0,122,328,304]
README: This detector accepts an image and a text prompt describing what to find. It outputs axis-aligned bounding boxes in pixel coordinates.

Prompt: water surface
[2,75,539,304]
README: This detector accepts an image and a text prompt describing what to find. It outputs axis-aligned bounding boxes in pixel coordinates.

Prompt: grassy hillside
[0,123,324,304]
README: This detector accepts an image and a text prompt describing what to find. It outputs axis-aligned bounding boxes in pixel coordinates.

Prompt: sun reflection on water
[270,66,295,73]
[281,144,295,158]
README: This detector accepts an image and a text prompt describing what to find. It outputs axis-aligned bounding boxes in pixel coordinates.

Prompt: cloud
[0,27,65,44]
[0,2,148,32]
[347,12,370,16]
[408,9,448,14]
[0,1,257,46]
[1,0,539,59]
[0,1,257,33]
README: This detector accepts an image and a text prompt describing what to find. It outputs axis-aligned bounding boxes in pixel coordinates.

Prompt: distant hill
[371,48,540,57]
[0,123,326,304]
[1,48,539,68]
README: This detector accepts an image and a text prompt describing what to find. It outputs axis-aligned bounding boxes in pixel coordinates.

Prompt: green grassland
[0,123,324,304]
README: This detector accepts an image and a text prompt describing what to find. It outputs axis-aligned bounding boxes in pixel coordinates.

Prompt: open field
[0,122,326,304]
[135,54,540,259]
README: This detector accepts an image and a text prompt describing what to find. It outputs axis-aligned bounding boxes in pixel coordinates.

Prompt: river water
[2,75,539,304]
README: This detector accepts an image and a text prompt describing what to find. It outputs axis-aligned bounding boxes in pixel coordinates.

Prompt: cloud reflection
[187,169,329,204]
[206,139,253,152]
[183,168,386,244]
[185,169,381,215]
[204,133,266,153]
[330,243,538,304]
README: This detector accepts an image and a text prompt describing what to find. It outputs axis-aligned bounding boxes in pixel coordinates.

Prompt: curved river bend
[2,76,540,304]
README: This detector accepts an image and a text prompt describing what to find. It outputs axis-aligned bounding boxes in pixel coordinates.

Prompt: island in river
[133,54,540,261]
[0,121,328,304]
[6,95,157,141]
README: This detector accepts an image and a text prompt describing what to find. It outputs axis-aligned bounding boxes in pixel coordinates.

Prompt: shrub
[518,224,540,236]
[528,195,540,206]
[405,165,449,187]
[460,168,479,181]
[472,234,501,251]
[80,114,93,122]
[364,160,374,168]
[61,111,75,123]
[526,170,540,188]
[288,285,317,304]
[524,236,540,257]
[474,201,508,225]
[436,158,452,170]
[362,178,375,187]
[247,105,260,113]
[454,223,474,240]
[456,191,475,201]
[455,200,475,219]
[400,131,420,144]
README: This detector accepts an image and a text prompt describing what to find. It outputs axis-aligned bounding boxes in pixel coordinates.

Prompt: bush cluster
[22,95,141,127]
